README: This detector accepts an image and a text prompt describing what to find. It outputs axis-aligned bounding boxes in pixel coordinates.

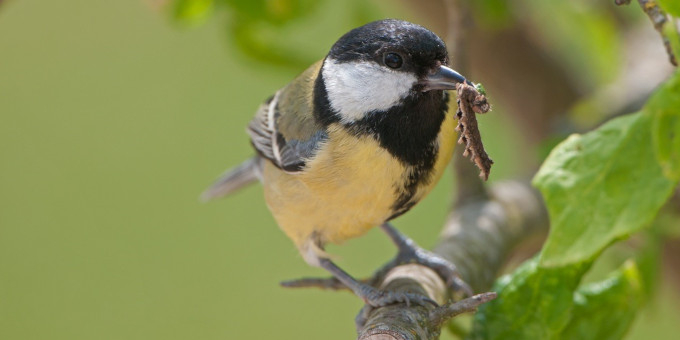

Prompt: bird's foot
[281,225,472,303]
[281,258,437,308]
[394,245,473,299]
[280,276,348,290]
[379,223,473,298]
[280,224,472,308]
[281,277,436,307]
[355,283,437,308]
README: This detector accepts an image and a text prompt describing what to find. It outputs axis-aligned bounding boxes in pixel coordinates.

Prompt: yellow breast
[262,108,457,250]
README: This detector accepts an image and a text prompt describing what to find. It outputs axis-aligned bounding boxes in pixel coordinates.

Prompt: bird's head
[320,19,469,124]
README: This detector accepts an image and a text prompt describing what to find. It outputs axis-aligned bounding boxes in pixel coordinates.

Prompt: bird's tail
[200,157,262,202]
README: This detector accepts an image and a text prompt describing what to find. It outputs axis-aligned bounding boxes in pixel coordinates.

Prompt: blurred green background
[0,0,678,339]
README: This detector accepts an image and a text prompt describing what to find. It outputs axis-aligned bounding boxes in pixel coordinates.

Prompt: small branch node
[428,292,498,326]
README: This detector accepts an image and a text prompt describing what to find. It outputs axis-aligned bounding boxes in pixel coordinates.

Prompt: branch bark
[356,176,548,340]
[355,80,547,340]
[355,1,549,338]
[617,0,679,66]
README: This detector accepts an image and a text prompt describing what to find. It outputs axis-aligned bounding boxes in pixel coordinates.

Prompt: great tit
[203,19,472,307]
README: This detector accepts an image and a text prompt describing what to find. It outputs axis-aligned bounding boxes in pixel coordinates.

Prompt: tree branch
[355,73,546,339]
[617,0,678,66]
[355,178,548,340]
[355,1,548,338]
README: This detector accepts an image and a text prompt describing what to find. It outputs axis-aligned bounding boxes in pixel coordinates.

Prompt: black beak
[419,65,473,91]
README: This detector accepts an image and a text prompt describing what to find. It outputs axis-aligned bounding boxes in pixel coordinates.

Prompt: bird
[202,19,473,307]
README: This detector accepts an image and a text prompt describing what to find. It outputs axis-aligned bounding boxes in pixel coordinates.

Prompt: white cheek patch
[322,58,417,124]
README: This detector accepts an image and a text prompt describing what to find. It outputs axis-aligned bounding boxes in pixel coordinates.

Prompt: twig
[354,86,546,339]
[349,2,545,338]
[617,0,678,66]
[453,144,489,207]
[445,0,494,181]
[443,0,490,205]
[443,0,468,72]
[614,0,631,5]
[428,292,498,327]
[356,181,549,340]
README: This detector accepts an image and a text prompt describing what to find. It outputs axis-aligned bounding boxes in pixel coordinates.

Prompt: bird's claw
[402,247,473,298]
[380,223,473,298]
[357,284,438,308]
[281,276,437,307]
[279,276,347,290]
[280,250,472,300]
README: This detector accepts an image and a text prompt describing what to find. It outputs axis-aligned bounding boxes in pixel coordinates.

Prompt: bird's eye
[383,52,403,69]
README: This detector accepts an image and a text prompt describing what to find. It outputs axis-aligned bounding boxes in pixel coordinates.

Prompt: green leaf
[534,111,677,267]
[173,0,214,24]
[470,0,513,29]
[469,259,589,340]
[659,0,680,17]
[230,20,315,69]
[648,70,680,180]
[225,0,320,24]
[661,16,680,65]
[223,0,267,19]
[561,261,643,340]
[469,71,680,340]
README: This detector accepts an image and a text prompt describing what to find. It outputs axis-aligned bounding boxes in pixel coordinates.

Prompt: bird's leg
[379,223,473,298]
[281,224,472,304]
[282,257,437,308]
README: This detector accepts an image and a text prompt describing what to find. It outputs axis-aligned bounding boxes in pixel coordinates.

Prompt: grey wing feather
[247,90,326,173]
[203,62,325,200]
[247,94,278,162]
[201,157,262,201]
[275,131,327,171]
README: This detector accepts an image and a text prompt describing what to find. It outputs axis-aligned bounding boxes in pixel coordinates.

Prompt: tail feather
[201,157,262,202]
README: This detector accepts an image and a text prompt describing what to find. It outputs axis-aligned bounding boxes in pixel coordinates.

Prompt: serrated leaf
[561,261,643,340]
[534,111,677,267]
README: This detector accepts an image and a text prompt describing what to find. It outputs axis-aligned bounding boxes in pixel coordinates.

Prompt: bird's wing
[247,61,327,173]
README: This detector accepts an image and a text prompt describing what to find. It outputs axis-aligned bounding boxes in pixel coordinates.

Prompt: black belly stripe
[387,140,440,220]
[346,91,450,219]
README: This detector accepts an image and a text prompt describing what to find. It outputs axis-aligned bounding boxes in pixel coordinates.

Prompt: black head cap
[326,19,449,78]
